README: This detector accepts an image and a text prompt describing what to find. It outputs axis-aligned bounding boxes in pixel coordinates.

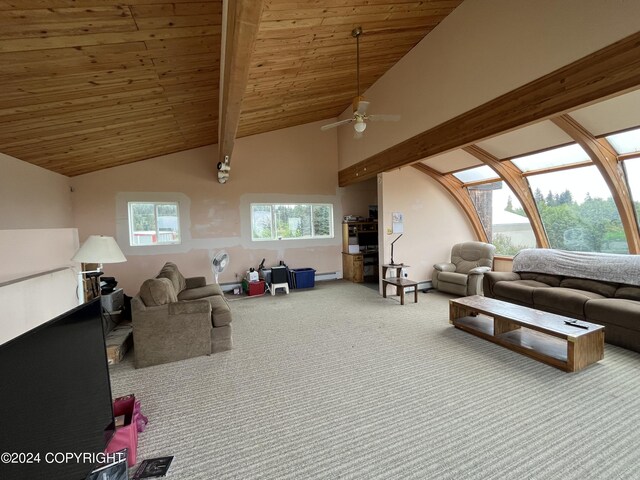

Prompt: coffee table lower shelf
[454,315,570,368]
[449,296,604,372]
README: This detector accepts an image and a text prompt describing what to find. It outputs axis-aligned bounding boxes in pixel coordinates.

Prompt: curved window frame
[524,164,629,254]
[465,180,537,256]
[453,127,640,256]
[621,158,640,231]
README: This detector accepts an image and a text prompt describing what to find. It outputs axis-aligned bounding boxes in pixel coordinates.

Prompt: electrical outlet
[386,227,392,235]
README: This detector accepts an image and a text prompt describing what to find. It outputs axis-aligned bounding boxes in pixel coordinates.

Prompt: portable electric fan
[211,250,229,283]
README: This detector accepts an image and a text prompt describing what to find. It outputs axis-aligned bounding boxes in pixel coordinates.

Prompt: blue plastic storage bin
[289,268,316,289]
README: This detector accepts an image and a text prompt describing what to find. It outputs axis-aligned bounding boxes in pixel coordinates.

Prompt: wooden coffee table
[449,296,604,372]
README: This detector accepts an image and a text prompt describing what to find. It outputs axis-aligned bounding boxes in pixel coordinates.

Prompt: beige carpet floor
[110,280,640,479]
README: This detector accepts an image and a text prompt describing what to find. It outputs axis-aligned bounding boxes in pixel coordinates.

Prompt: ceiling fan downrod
[352,26,363,98]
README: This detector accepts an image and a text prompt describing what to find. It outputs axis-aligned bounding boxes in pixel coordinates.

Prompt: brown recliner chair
[432,241,496,296]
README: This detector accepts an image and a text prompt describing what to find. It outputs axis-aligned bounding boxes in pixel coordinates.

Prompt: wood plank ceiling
[0,0,462,176]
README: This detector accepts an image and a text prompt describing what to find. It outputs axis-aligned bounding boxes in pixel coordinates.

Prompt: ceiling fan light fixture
[319,26,399,134]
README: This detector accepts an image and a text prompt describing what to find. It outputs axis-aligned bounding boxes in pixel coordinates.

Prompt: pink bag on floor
[104,394,148,467]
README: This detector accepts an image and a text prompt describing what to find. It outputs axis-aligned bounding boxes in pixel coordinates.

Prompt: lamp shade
[71,235,126,264]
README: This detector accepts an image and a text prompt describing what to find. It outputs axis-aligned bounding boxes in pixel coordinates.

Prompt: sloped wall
[338,0,640,169]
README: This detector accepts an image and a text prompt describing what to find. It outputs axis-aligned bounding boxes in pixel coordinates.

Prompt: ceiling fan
[321,26,400,138]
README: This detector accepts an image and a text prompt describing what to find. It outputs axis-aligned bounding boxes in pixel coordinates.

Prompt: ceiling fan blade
[356,100,370,115]
[320,118,354,131]
[367,114,401,122]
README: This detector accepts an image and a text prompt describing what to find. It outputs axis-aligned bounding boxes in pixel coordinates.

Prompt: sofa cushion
[212,324,233,353]
[533,288,604,319]
[519,272,562,287]
[178,283,223,301]
[585,298,640,330]
[208,295,232,327]
[139,278,177,307]
[157,262,187,294]
[615,286,640,301]
[560,277,618,298]
[438,271,469,286]
[493,280,551,305]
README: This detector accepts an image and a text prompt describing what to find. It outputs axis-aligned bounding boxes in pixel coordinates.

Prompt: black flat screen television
[0,298,115,480]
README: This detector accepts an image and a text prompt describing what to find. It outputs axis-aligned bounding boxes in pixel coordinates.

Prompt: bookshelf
[342,221,379,283]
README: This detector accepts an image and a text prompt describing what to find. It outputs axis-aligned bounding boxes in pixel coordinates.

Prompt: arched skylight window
[606,127,640,155]
[511,144,590,172]
[452,165,499,183]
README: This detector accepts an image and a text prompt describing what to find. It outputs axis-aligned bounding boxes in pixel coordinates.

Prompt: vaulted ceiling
[0,0,463,176]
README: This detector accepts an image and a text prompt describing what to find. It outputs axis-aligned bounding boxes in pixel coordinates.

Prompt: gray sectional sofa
[483,249,640,353]
[131,262,232,368]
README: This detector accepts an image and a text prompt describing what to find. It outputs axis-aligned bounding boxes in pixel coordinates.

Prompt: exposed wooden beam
[218,0,264,166]
[463,145,550,249]
[412,163,488,243]
[339,30,640,187]
[552,114,640,254]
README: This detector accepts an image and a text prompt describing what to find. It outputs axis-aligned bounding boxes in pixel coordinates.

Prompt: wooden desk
[382,277,418,305]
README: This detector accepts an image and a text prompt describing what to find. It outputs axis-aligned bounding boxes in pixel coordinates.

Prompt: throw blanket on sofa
[512,249,640,286]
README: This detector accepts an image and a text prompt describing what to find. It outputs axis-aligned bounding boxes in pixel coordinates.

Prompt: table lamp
[390,234,403,266]
[71,235,126,304]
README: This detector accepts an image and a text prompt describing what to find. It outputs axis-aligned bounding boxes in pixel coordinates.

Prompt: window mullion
[271,205,276,240]
[155,203,161,239]
[310,205,315,237]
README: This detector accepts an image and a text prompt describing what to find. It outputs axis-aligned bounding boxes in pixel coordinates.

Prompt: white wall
[0,268,79,345]
[339,177,378,219]
[338,0,640,169]
[379,168,475,284]
[0,152,73,229]
[0,228,79,283]
[0,153,79,345]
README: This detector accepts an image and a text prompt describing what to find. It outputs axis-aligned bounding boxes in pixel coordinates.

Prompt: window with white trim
[251,203,334,241]
[128,202,181,246]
